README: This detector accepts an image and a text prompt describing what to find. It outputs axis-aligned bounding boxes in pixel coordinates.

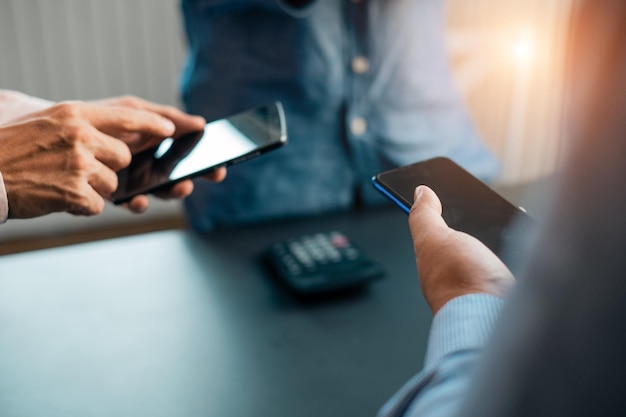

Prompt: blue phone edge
[371,176,411,215]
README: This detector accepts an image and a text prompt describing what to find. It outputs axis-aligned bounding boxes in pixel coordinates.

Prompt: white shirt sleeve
[0,171,8,224]
[0,90,53,125]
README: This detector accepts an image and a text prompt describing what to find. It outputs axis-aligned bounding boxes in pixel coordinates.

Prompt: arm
[450,2,626,416]
[379,185,515,417]
[380,294,504,417]
[0,94,225,220]
[0,101,172,218]
[387,2,626,416]
[0,90,52,222]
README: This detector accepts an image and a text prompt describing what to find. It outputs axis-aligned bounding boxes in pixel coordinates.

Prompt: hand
[92,95,206,152]
[409,185,516,314]
[93,95,226,213]
[0,101,176,218]
[120,166,227,213]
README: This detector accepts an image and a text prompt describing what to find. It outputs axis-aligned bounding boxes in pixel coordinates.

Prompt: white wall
[0,0,186,105]
[0,0,188,243]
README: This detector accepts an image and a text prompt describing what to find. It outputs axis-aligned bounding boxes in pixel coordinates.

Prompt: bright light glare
[512,30,534,64]
[154,137,174,158]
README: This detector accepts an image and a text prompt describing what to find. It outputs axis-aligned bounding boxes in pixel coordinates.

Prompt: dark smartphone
[372,157,533,267]
[111,101,287,204]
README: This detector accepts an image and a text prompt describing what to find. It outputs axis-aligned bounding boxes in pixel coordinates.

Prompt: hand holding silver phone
[111,101,287,204]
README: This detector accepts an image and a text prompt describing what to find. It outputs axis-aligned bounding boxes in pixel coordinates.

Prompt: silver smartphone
[112,101,287,204]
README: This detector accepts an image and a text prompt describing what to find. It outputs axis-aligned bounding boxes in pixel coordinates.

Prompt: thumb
[408,185,448,245]
[411,185,442,215]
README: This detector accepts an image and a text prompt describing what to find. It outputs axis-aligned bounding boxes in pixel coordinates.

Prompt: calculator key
[330,234,349,248]
[309,249,326,262]
[294,252,314,267]
[289,244,313,264]
[264,230,384,295]
[328,253,342,262]
[287,264,302,275]
[281,254,296,265]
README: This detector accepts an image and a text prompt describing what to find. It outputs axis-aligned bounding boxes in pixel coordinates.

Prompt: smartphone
[111,101,287,204]
[372,157,533,266]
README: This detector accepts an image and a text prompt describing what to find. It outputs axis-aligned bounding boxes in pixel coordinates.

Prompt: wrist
[425,294,505,367]
[428,281,513,314]
[422,261,516,314]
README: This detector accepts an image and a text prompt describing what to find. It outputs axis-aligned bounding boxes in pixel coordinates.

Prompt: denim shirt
[180,0,498,231]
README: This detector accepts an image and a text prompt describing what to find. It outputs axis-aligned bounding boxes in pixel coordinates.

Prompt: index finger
[83,104,176,139]
[85,128,133,172]
[122,98,206,137]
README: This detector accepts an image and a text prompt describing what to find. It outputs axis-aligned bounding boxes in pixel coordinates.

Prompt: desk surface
[0,207,432,417]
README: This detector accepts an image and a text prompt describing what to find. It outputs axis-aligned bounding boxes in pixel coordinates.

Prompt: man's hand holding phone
[372,157,531,313]
[94,95,227,213]
[110,102,286,205]
[372,157,534,268]
[409,185,515,314]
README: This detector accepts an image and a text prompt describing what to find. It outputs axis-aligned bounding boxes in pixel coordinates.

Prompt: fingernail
[414,186,424,202]
[160,118,176,133]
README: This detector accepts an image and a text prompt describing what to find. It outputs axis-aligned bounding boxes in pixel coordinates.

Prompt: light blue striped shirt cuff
[378,294,505,417]
[425,294,505,368]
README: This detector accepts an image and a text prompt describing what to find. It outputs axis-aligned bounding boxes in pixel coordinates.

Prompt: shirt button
[351,56,370,74]
[350,117,368,136]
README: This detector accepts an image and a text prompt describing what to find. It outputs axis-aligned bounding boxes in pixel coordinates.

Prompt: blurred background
[0,0,574,251]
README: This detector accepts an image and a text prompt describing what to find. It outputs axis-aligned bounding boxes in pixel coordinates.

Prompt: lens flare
[512,29,534,64]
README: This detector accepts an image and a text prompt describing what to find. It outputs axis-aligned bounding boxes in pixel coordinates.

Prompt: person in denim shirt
[180,0,498,231]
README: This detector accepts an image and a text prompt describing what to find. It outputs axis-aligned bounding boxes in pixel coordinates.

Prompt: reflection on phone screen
[166,120,257,179]
[112,102,285,203]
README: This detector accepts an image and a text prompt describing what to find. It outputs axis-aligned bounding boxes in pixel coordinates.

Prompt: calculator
[264,231,384,295]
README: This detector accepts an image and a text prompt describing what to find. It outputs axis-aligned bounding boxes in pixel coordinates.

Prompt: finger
[84,104,176,139]
[409,185,444,222]
[86,128,132,172]
[137,133,166,150]
[408,185,449,246]
[67,183,106,216]
[87,159,119,198]
[128,99,206,136]
[153,180,194,200]
[206,167,227,182]
[124,195,150,213]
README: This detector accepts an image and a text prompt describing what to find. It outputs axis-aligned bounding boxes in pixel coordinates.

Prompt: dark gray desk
[0,207,432,417]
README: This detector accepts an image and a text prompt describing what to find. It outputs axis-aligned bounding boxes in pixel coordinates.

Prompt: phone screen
[372,157,534,267]
[111,102,286,204]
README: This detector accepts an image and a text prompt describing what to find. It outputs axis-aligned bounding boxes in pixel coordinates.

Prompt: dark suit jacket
[462,1,626,416]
